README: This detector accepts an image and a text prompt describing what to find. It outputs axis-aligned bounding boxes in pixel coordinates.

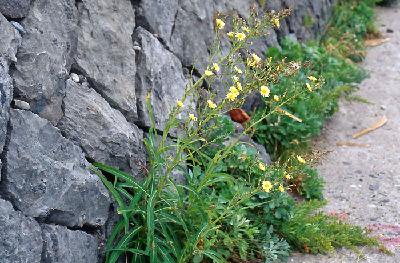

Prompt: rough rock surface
[12,0,77,124]
[0,60,12,181]
[0,13,21,62]
[59,78,145,177]
[289,6,400,262]
[2,110,110,227]
[0,198,43,263]
[41,224,99,263]
[134,27,189,130]
[0,13,20,180]
[0,0,32,19]
[75,0,138,122]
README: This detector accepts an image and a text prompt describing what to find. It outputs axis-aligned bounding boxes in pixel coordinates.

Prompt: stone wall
[0,0,335,262]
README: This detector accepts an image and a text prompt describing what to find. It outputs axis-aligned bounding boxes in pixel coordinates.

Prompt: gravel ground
[288,5,400,263]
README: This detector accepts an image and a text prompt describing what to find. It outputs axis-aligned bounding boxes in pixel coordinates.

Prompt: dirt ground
[288,5,400,263]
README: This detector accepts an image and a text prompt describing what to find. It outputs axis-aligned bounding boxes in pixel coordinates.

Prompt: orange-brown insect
[229,108,250,124]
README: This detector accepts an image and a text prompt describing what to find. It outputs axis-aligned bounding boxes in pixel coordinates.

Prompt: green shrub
[280,200,378,254]
[253,39,366,156]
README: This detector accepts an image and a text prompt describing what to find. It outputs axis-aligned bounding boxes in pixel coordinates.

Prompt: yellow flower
[176,100,184,108]
[297,155,306,164]
[306,83,313,92]
[215,18,225,30]
[308,76,318,82]
[232,76,239,82]
[234,66,243,74]
[212,63,220,72]
[227,31,235,38]
[207,100,217,109]
[252,53,261,64]
[189,113,197,122]
[204,70,214,76]
[235,32,246,41]
[229,86,239,94]
[273,95,280,102]
[226,92,238,101]
[242,26,250,33]
[258,162,266,171]
[262,180,273,193]
[278,184,285,193]
[260,85,270,98]
[284,172,292,180]
[236,82,242,91]
[273,18,280,28]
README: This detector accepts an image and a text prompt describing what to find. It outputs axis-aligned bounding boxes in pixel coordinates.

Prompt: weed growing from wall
[93,2,381,262]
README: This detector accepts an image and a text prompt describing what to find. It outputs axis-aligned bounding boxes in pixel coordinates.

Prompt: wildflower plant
[92,5,376,263]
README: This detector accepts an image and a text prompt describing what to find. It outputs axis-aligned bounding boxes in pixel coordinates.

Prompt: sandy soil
[288,5,400,263]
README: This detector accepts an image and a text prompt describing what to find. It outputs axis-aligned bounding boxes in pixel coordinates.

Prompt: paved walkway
[289,5,400,263]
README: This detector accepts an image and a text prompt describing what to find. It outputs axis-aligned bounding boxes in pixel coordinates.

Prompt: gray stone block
[41,224,99,263]
[59,78,146,178]
[75,0,138,122]
[133,27,189,131]
[12,0,78,124]
[0,198,42,263]
[2,109,110,227]
[0,0,31,19]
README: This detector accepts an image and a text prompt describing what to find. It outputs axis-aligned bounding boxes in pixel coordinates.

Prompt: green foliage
[95,2,382,262]
[293,165,324,200]
[322,0,378,61]
[253,39,366,156]
[263,226,291,263]
[93,11,298,263]
[280,200,378,254]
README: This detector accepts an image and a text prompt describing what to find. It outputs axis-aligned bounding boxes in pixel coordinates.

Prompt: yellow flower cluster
[297,155,306,164]
[215,18,225,30]
[234,66,242,74]
[189,113,197,122]
[260,86,270,98]
[207,100,217,109]
[227,31,246,41]
[262,180,273,193]
[204,70,214,76]
[284,172,292,180]
[247,53,262,67]
[176,100,184,108]
[235,32,246,41]
[273,17,280,28]
[226,86,240,101]
[204,63,220,77]
[212,63,220,72]
[306,82,313,92]
[258,162,266,171]
[308,75,317,82]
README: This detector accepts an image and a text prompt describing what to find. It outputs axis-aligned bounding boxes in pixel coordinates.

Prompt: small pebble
[70,73,80,83]
[133,45,141,51]
[13,100,30,110]
[381,105,387,110]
